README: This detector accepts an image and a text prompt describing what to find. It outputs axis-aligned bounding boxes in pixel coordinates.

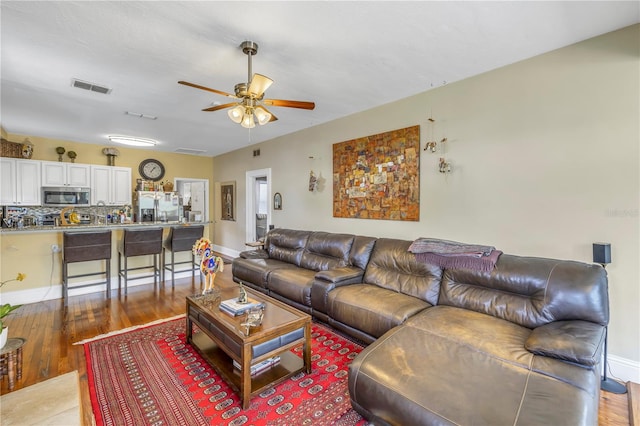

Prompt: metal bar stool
[62,230,112,305]
[118,228,163,295]
[162,225,204,287]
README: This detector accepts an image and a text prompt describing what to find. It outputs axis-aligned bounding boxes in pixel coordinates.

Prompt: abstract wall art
[332,125,420,221]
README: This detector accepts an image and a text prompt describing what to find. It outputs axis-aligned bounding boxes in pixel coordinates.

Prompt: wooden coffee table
[186,287,311,409]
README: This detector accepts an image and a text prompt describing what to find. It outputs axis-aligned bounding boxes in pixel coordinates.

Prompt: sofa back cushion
[300,232,355,271]
[438,254,609,328]
[350,236,377,270]
[265,229,310,266]
[363,238,442,305]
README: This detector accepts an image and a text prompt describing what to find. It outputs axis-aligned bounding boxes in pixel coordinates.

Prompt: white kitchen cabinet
[91,165,131,205]
[0,158,17,204]
[41,161,90,187]
[0,158,41,205]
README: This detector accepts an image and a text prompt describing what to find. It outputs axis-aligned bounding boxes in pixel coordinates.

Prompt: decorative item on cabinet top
[1,139,27,159]
[102,147,120,166]
[56,146,65,162]
[161,181,174,192]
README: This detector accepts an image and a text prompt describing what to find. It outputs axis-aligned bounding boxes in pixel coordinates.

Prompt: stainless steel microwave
[42,187,91,207]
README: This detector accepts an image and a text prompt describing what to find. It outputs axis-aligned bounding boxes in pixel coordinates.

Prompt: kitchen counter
[0,221,210,234]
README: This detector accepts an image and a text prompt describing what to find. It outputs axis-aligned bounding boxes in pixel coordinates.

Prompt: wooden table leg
[304,322,312,374]
[241,345,252,409]
[6,351,16,391]
[16,346,22,380]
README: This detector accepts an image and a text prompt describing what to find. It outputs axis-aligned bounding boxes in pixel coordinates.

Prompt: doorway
[174,177,209,222]
[245,168,271,243]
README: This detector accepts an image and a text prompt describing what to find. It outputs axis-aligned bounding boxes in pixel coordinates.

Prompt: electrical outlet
[51,244,61,253]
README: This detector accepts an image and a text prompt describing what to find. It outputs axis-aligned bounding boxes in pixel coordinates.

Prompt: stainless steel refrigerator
[135,191,182,223]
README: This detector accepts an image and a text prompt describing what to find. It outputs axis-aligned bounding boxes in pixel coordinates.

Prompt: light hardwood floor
[0,265,632,425]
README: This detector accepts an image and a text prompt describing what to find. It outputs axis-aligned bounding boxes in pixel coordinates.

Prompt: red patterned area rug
[83,318,367,425]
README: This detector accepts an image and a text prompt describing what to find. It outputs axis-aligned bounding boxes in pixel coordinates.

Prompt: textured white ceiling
[1,1,638,156]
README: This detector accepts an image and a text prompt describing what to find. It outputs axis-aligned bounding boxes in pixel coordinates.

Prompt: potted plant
[55,146,65,162]
[0,273,25,348]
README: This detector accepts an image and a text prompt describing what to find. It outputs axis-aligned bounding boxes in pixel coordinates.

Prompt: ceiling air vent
[174,148,207,155]
[71,78,112,94]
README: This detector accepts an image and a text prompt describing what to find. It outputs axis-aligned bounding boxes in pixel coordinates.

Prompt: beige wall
[213,25,639,363]
[0,135,215,293]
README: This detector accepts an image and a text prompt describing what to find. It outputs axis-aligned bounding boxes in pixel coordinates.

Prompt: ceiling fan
[179,41,315,128]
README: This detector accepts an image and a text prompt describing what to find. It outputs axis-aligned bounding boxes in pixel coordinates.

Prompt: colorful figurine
[192,238,224,294]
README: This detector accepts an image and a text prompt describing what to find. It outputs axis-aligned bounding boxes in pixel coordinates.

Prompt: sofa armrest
[315,266,364,283]
[311,266,365,314]
[239,249,269,259]
[525,320,605,366]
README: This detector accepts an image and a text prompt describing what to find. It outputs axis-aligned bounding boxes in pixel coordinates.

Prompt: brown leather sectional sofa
[232,228,608,425]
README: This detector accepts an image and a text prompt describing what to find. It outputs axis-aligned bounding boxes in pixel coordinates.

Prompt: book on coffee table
[219,297,265,316]
[233,356,281,376]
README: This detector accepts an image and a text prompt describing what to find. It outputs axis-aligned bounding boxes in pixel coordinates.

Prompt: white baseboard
[212,244,240,260]
[0,269,197,306]
[606,353,640,384]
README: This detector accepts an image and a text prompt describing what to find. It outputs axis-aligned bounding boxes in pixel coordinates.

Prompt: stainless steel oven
[42,186,91,207]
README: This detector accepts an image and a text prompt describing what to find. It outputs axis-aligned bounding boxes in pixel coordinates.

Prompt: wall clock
[138,158,165,181]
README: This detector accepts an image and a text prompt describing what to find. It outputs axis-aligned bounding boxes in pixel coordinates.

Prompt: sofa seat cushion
[328,284,430,339]
[232,257,300,289]
[268,268,316,306]
[348,305,599,425]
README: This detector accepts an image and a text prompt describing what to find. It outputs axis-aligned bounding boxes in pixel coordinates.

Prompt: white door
[190,181,205,220]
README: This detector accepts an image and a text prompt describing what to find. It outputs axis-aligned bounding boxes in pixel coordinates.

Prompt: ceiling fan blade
[202,102,238,112]
[248,74,273,97]
[262,99,315,110]
[178,81,236,98]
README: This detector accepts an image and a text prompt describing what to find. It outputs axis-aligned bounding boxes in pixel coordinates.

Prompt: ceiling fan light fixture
[254,106,272,125]
[241,111,255,129]
[227,105,244,123]
[108,135,157,147]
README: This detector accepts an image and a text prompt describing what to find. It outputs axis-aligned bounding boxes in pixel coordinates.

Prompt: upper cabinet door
[41,161,66,186]
[66,163,90,186]
[41,161,90,186]
[91,165,111,205]
[111,167,132,205]
[16,160,41,205]
[0,158,17,204]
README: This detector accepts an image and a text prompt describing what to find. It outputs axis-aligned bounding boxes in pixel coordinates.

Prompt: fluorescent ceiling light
[108,136,157,147]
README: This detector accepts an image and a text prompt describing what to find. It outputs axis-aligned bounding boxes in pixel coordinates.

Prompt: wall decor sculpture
[221,181,236,221]
[333,125,420,221]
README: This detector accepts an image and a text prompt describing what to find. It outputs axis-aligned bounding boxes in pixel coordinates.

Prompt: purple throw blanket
[409,238,502,272]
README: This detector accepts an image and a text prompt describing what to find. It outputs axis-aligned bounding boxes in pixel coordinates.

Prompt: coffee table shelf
[190,331,305,396]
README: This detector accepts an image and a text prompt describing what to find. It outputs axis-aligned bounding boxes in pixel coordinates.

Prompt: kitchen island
[0,221,212,305]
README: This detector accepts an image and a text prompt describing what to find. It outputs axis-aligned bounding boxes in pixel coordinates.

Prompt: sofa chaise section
[348,254,608,425]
